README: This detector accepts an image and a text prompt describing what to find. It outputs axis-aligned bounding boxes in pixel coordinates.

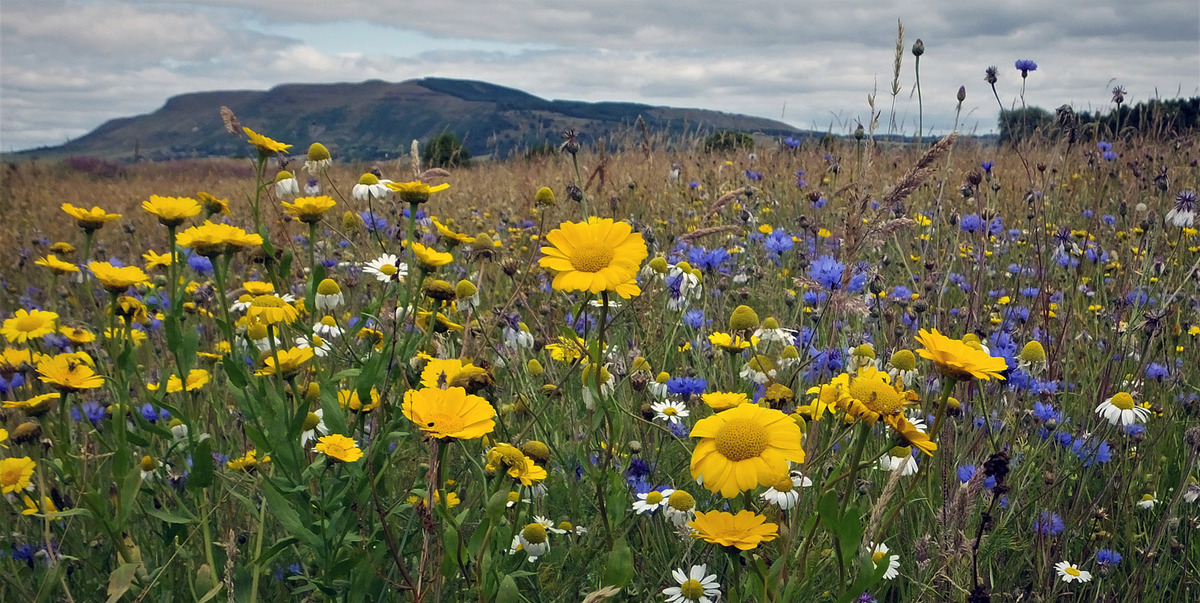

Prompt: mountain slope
[14,78,808,161]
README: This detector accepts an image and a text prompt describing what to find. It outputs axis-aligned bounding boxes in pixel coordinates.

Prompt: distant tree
[702,130,754,153]
[997,107,1053,144]
[423,131,471,168]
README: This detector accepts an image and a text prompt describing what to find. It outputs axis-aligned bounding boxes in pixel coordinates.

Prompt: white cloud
[1,0,1197,151]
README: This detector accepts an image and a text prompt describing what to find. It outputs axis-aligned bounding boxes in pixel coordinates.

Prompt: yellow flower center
[1065,566,1080,577]
[2,465,22,486]
[426,413,464,435]
[379,264,398,276]
[773,475,794,492]
[848,376,906,416]
[251,295,284,308]
[302,412,321,431]
[645,491,664,505]
[15,315,44,332]
[507,491,520,503]
[321,316,337,327]
[872,551,886,564]
[1110,392,1135,410]
[521,523,547,544]
[714,418,769,461]
[569,244,614,273]
[680,579,706,599]
[662,407,678,416]
[668,490,695,511]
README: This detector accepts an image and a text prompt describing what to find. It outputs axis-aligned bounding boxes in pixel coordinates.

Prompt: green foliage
[997,106,1053,144]
[702,129,754,152]
[423,130,472,168]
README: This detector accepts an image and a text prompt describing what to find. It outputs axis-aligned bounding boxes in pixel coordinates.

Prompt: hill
[11,78,811,161]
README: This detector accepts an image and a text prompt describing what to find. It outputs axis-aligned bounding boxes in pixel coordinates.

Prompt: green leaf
[222,356,248,389]
[485,490,509,522]
[496,575,522,603]
[602,538,633,588]
[838,506,864,563]
[261,484,322,550]
[144,505,195,524]
[105,563,138,603]
[189,437,214,491]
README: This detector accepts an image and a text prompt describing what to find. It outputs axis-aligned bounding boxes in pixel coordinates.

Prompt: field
[1,120,1198,603]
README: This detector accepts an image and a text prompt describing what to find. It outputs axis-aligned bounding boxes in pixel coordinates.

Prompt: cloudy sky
[2,0,1197,152]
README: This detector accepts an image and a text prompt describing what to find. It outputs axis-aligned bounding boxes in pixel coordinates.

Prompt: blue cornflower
[1102,214,1116,226]
[1145,363,1168,381]
[1102,150,1118,162]
[796,170,808,187]
[289,563,303,576]
[1034,511,1064,535]
[1124,424,1146,438]
[689,180,700,189]
[745,170,763,180]
[981,161,994,173]
[666,377,707,397]
[1032,401,1061,424]
[784,137,800,149]
[80,401,106,424]
[1015,59,1037,76]
[957,464,977,484]
[960,214,983,233]
[1096,550,1122,566]
[1097,141,1112,152]
[682,310,706,329]
[764,230,794,256]
[1072,438,1112,466]
[808,255,844,290]
[359,211,387,233]
[668,420,689,437]
[187,254,213,276]
[813,196,827,209]
[624,457,651,481]
[140,403,160,423]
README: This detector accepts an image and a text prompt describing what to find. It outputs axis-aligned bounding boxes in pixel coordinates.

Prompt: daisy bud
[455,280,478,300]
[527,359,544,376]
[422,278,457,302]
[140,455,159,472]
[728,305,760,332]
[1020,341,1047,364]
[890,349,917,371]
[647,257,669,274]
[342,211,364,232]
[534,186,556,206]
[307,142,331,163]
[522,440,551,463]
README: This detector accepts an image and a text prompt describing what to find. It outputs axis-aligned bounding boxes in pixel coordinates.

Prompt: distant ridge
[11,78,811,161]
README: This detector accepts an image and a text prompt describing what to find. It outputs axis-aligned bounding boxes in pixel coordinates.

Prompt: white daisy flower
[1055,560,1092,583]
[313,316,343,338]
[663,564,721,603]
[879,446,918,476]
[632,488,675,514]
[513,522,550,561]
[230,294,254,313]
[275,174,299,198]
[1095,392,1150,426]
[1136,493,1158,510]
[663,490,696,528]
[300,409,328,447]
[760,472,809,510]
[502,322,534,351]
[870,542,901,580]
[352,174,391,201]
[295,334,332,357]
[650,400,689,425]
[363,254,408,283]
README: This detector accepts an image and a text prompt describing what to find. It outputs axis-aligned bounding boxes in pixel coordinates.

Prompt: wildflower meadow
[2,60,1199,603]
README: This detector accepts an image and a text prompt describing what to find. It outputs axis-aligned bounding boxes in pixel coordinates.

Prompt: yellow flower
[247,295,298,326]
[315,434,363,462]
[1,348,43,371]
[402,386,496,440]
[2,308,59,343]
[420,358,488,390]
[243,127,291,156]
[338,388,381,413]
[89,262,149,294]
[701,392,750,412]
[281,195,337,223]
[689,403,805,498]
[196,191,231,215]
[432,218,475,245]
[34,254,79,275]
[415,311,463,333]
[37,353,104,391]
[254,347,315,377]
[142,250,173,270]
[142,195,201,227]
[59,325,96,344]
[176,221,264,257]
[410,242,454,270]
[708,332,752,352]
[61,203,121,231]
[689,510,779,550]
[22,493,59,516]
[539,218,648,298]
[915,328,1008,381]
[3,392,60,416]
[227,450,268,471]
[386,181,450,204]
[0,457,36,494]
[486,444,547,485]
[833,367,919,425]
[147,369,211,394]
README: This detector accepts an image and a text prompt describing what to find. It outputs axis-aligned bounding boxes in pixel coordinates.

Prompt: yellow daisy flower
[2,308,59,343]
[410,242,454,271]
[89,262,149,294]
[386,181,450,204]
[338,388,381,413]
[243,127,291,156]
[34,254,79,275]
[315,434,363,462]
[915,328,1007,381]
[539,218,648,298]
[247,295,298,326]
[689,510,779,550]
[176,221,264,257]
[2,392,60,416]
[142,195,201,227]
[281,195,337,223]
[0,457,36,494]
[689,403,805,498]
[402,386,496,440]
[61,203,121,231]
[37,353,104,391]
[254,347,314,377]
